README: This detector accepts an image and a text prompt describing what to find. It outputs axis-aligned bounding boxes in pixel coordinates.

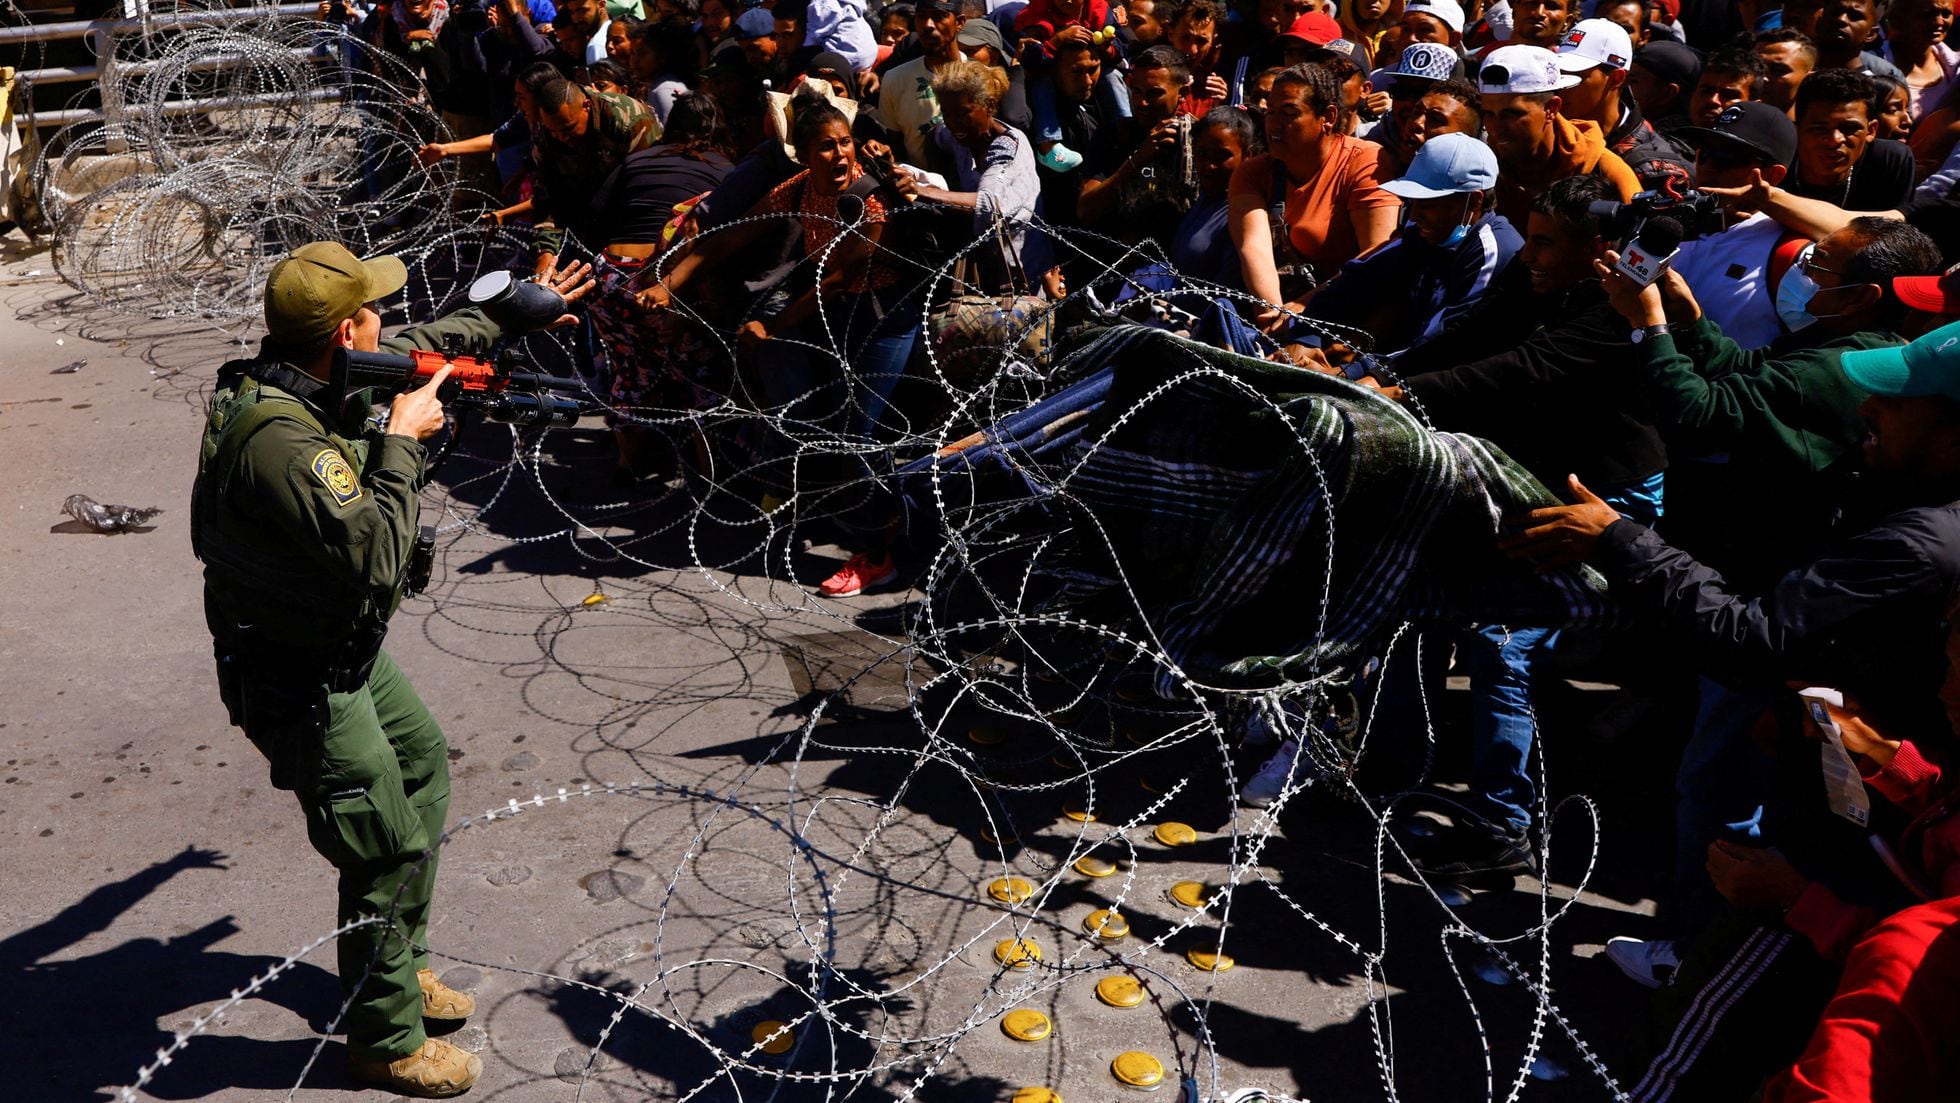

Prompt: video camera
[1588,188,1726,245]
[1588,189,1726,290]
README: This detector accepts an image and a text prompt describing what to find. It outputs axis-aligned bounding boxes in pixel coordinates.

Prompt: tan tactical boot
[348,1038,482,1098]
[418,968,476,1021]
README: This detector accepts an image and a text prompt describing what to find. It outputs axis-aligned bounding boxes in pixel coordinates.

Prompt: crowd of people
[316,0,1960,1095]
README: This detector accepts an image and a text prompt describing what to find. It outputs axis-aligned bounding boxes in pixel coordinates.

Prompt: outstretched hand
[1699,166,1775,217]
[1497,474,1623,570]
[168,845,230,871]
[540,260,595,327]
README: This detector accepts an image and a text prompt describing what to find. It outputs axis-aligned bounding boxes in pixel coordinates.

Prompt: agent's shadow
[0,846,347,1101]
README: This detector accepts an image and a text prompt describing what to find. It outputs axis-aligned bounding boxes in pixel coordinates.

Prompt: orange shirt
[1229,136,1400,278]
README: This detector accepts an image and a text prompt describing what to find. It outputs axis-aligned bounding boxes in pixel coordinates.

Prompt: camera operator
[1497,297,1960,1079]
[1593,216,1941,926]
[193,243,591,1097]
[1667,101,1800,350]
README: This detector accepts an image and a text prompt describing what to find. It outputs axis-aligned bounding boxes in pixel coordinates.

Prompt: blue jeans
[1463,472,1666,836]
[757,293,922,536]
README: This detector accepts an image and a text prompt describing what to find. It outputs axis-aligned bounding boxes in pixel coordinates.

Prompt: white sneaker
[1240,739,1302,808]
[1605,937,1680,988]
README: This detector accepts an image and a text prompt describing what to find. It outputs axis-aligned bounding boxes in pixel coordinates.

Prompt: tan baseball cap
[263,241,408,345]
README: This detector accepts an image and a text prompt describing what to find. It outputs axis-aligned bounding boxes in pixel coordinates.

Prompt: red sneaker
[818,552,898,597]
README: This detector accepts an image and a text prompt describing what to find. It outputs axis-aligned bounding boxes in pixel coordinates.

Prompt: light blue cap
[735,6,775,38]
[1380,133,1498,199]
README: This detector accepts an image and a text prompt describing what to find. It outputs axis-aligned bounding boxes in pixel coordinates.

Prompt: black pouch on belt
[239,677,331,792]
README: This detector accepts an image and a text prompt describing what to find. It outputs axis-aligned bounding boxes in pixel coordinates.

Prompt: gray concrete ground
[0,244,1671,1103]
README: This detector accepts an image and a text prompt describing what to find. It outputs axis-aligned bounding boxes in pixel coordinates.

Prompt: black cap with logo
[1677,101,1798,169]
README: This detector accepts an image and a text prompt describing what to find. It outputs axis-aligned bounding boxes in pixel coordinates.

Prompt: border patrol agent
[193,242,515,1096]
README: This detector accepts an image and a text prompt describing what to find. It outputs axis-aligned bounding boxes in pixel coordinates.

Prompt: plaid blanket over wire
[1044,324,1615,688]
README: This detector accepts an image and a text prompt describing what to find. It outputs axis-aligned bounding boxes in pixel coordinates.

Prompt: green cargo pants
[238,649,451,1062]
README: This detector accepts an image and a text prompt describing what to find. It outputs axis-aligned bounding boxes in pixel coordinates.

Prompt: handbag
[928,218,1055,387]
[1267,159,1319,304]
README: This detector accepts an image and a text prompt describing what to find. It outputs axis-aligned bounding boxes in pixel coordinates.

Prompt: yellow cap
[1072,855,1120,878]
[978,826,999,844]
[1062,804,1097,823]
[752,1020,794,1054]
[1111,1051,1166,1088]
[1186,947,1234,972]
[1012,1088,1062,1103]
[1083,908,1130,939]
[994,938,1042,968]
[1168,881,1212,909]
[968,725,1007,746]
[263,241,408,346]
[1153,822,1198,847]
[581,592,608,607]
[1000,1008,1052,1041]
[988,877,1035,904]
[1095,975,1146,1008]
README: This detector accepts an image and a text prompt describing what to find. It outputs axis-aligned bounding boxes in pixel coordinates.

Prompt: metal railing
[5,3,327,132]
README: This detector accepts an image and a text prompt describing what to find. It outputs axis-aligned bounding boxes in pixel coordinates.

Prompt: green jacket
[194,309,504,669]
[1640,315,1884,585]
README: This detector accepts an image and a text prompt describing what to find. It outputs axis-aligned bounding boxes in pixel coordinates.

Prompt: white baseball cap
[1484,0,1514,40]
[1405,0,1465,34]
[1555,18,1634,72]
[1479,44,1582,94]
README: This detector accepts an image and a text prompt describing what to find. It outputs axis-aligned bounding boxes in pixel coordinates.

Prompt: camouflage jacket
[531,89,661,258]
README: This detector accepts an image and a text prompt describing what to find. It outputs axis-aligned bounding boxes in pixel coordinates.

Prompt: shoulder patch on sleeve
[311,448,363,506]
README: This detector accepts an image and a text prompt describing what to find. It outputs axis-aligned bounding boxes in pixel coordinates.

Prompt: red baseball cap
[1278,11,1343,45]
[1894,264,1960,314]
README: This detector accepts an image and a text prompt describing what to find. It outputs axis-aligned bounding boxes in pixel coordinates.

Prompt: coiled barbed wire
[30,10,1642,1102]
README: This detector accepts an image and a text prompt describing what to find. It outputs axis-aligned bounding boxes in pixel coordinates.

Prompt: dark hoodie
[1607,90,1694,197]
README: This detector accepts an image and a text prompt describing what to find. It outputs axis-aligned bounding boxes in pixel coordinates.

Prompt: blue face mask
[1403,194,1477,249]
[1776,257,1822,333]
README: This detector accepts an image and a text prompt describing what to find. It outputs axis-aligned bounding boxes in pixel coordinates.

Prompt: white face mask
[1776,243,1863,333]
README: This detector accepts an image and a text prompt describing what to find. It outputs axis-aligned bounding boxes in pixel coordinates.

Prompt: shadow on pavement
[0,846,344,1101]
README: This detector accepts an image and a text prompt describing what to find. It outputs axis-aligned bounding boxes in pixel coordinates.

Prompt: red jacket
[1770,896,1960,1102]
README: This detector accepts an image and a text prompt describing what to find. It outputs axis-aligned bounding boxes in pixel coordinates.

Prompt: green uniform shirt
[195,309,505,668]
